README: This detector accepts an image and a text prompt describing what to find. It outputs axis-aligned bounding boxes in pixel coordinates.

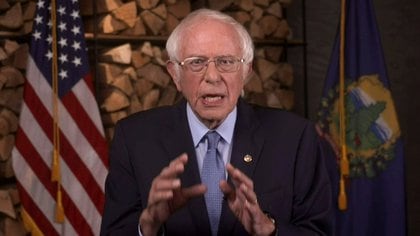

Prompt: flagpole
[51,0,64,222]
[338,0,349,211]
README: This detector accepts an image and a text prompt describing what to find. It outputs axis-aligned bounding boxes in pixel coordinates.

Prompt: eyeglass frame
[174,56,246,73]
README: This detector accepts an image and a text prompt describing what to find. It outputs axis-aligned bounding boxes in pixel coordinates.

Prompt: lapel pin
[243,154,253,163]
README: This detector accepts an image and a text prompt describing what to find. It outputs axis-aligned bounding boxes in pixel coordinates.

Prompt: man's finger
[220,180,235,201]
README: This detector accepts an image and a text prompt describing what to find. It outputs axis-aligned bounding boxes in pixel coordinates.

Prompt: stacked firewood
[0,0,35,234]
[80,0,295,140]
[0,0,295,234]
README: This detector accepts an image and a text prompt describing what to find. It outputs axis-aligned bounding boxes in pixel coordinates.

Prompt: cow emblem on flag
[317,74,401,178]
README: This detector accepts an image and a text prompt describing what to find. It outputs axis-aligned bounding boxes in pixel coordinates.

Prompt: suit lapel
[218,99,265,235]
[161,100,212,235]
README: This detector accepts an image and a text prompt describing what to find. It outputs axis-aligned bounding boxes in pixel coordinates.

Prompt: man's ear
[243,62,253,85]
[246,62,253,76]
[166,61,181,91]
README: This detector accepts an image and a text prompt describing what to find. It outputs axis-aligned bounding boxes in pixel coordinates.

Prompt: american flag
[12,0,108,235]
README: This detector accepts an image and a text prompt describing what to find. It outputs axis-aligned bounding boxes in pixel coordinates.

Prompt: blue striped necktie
[201,131,224,236]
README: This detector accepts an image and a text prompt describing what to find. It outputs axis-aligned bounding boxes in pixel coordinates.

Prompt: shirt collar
[187,103,237,147]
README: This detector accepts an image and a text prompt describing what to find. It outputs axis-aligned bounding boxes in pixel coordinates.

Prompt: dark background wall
[287,0,420,235]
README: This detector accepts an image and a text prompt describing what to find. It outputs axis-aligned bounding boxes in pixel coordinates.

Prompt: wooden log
[128,94,143,114]
[100,88,130,112]
[167,0,191,19]
[0,189,16,219]
[121,17,146,36]
[97,63,124,85]
[264,46,283,62]
[158,85,178,106]
[278,0,293,7]
[255,58,278,81]
[134,79,154,97]
[123,67,138,81]
[235,0,254,12]
[0,108,18,133]
[100,43,132,65]
[0,116,9,136]
[0,87,23,113]
[112,1,137,28]
[152,46,166,66]
[230,11,251,25]
[253,0,269,7]
[140,42,154,57]
[251,6,263,21]
[0,151,14,178]
[275,88,294,110]
[165,13,179,35]
[266,2,283,19]
[101,110,128,126]
[142,89,160,110]
[249,21,264,39]
[97,0,123,14]
[140,10,165,35]
[3,40,20,56]
[12,43,28,70]
[0,0,10,11]
[0,73,6,90]
[208,0,233,11]
[152,4,168,19]
[99,14,128,33]
[136,0,159,10]
[273,19,290,39]
[23,0,36,21]
[131,50,151,69]
[137,63,171,87]
[0,47,7,61]
[244,72,263,93]
[111,74,134,96]
[0,3,23,30]
[266,91,282,108]
[4,217,27,236]
[276,63,294,87]
[21,20,33,35]
[259,15,279,36]
[8,188,19,205]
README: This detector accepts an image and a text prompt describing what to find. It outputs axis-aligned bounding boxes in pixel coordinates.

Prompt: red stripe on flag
[16,182,59,236]
[16,127,95,235]
[62,85,108,166]
[24,83,105,213]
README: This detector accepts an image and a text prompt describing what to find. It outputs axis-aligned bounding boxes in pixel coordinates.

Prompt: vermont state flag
[316,0,406,235]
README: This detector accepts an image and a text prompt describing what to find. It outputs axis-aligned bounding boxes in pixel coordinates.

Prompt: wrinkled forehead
[178,19,243,58]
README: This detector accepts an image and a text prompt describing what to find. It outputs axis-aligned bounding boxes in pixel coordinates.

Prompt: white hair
[166,8,254,66]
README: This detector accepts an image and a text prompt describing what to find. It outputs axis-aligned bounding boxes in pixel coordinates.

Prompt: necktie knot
[206,131,221,152]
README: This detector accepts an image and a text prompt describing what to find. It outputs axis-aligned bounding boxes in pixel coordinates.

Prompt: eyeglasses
[176,56,245,73]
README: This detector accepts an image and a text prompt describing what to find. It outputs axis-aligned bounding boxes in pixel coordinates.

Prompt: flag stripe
[25,56,108,193]
[17,183,59,236]
[14,104,101,234]
[71,74,105,137]
[23,82,105,213]
[13,1,108,234]
[61,79,108,165]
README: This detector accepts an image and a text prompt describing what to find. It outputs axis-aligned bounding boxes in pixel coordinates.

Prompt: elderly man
[101,8,332,236]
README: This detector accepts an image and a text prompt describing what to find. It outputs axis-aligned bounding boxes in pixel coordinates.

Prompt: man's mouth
[203,95,223,102]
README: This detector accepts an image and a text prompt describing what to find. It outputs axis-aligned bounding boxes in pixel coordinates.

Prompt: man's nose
[204,61,221,83]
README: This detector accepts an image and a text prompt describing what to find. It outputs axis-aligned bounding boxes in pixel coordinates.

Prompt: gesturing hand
[139,153,206,236]
[220,163,276,236]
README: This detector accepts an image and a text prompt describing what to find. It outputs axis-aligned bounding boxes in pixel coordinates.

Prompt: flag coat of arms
[12,0,108,235]
[316,0,406,235]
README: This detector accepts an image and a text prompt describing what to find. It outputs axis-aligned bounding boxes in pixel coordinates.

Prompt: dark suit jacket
[100,99,333,235]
